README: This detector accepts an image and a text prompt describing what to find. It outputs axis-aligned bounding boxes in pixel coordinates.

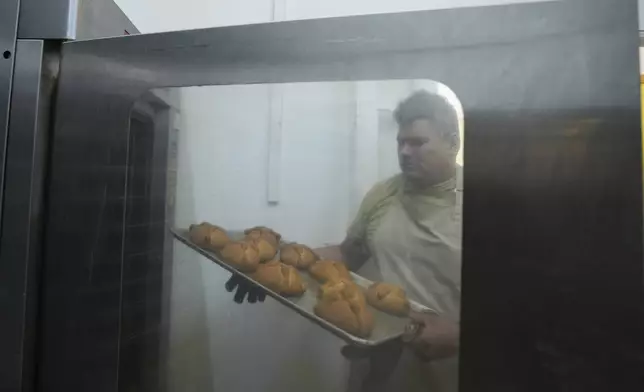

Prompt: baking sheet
[171,228,434,347]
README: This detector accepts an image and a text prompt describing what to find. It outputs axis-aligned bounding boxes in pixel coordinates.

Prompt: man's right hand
[404,311,459,361]
[225,274,266,304]
[341,338,404,389]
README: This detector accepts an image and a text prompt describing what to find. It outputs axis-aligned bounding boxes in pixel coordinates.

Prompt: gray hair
[394,90,460,145]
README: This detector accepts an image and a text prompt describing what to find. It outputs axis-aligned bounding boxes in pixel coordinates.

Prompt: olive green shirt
[346,168,463,318]
[345,169,462,392]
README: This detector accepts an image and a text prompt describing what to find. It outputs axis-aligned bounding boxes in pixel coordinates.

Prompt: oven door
[39,1,643,391]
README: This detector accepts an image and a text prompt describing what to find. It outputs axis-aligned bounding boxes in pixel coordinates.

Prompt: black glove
[341,338,404,388]
[225,274,266,304]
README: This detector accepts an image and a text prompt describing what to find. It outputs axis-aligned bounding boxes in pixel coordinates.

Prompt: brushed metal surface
[118,92,175,392]
[41,1,643,391]
[75,0,139,39]
[0,0,20,227]
[17,0,76,40]
[1,39,52,392]
[18,0,139,40]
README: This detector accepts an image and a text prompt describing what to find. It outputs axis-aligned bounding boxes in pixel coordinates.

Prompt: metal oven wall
[17,0,140,40]
[0,2,142,391]
[0,39,57,392]
[40,1,643,391]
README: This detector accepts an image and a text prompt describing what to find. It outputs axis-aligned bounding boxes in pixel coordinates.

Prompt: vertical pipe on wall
[351,82,379,217]
[266,85,283,204]
[266,0,287,204]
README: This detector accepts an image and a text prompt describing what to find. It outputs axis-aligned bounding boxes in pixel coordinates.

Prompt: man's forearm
[314,244,345,261]
[314,239,370,272]
[340,239,370,271]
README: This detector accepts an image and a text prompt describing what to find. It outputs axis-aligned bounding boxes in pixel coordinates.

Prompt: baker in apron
[338,90,462,392]
[226,90,462,392]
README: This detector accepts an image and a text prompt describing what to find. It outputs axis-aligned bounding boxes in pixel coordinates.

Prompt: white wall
[285,0,549,20]
[115,0,273,32]
[169,81,356,391]
[169,80,425,392]
[116,0,552,31]
[112,1,534,391]
[175,82,356,246]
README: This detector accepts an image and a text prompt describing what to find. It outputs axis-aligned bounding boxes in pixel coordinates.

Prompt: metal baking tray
[171,228,434,347]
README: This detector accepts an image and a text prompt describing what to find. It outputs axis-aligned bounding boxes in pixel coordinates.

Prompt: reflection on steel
[16,0,76,39]
[17,0,139,40]
[41,1,642,391]
[1,39,50,392]
[0,0,20,225]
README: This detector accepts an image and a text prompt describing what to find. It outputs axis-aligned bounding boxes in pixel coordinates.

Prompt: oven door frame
[39,1,643,391]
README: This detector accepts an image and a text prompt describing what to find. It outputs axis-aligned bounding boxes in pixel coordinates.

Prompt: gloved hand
[403,311,459,361]
[341,338,404,390]
[224,273,266,304]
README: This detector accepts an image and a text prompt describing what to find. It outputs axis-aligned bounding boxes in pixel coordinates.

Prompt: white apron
[348,177,462,392]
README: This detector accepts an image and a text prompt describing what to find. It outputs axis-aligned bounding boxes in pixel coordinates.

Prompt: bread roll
[309,260,351,283]
[208,228,231,250]
[188,222,214,245]
[220,241,261,272]
[247,238,278,262]
[317,278,365,305]
[244,226,281,247]
[189,222,230,250]
[314,280,373,337]
[366,282,410,317]
[251,260,306,296]
[280,243,318,269]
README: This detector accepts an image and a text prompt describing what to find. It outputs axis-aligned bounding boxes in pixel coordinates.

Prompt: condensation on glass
[124,80,464,392]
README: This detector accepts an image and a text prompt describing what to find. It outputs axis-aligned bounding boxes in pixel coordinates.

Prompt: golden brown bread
[220,241,261,272]
[280,243,319,269]
[188,222,211,245]
[250,260,306,296]
[366,282,411,317]
[188,222,230,250]
[317,278,365,305]
[208,228,231,250]
[309,260,351,283]
[247,238,278,262]
[244,226,281,247]
[314,280,373,337]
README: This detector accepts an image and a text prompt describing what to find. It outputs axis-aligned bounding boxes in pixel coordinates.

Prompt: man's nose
[400,143,413,156]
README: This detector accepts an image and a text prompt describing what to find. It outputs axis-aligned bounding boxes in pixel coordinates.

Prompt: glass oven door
[38,1,643,392]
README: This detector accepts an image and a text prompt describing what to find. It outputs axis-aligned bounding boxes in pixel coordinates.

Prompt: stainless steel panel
[118,92,175,392]
[0,0,20,227]
[1,39,53,392]
[18,0,139,40]
[75,0,139,39]
[17,0,76,40]
[42,1,643,391]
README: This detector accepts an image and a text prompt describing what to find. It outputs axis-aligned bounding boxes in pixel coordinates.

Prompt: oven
[1,1,642,391]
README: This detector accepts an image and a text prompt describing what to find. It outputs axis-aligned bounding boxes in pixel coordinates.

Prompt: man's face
[397,119,457,183]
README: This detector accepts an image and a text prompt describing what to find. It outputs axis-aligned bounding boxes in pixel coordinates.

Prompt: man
[227,90,462,392]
